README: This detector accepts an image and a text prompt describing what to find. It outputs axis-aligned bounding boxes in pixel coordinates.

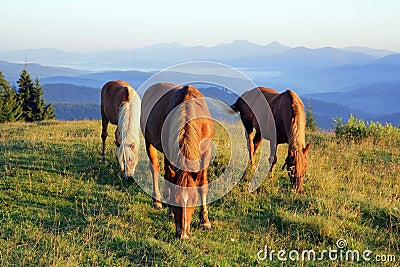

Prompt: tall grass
[0,120,399,266]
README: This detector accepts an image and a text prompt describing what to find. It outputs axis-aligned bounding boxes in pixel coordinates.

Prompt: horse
[140,83,214,239]
[100,80,141,178]
[231,87,310,192]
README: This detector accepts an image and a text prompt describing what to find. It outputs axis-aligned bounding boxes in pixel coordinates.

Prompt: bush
[367,121,383,145]
[334,115,400,145]
[334,115,368,144]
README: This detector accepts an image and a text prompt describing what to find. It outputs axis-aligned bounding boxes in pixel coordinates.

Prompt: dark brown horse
[231,87,310,192]
[141,83,214,239]
[100,80,141,178]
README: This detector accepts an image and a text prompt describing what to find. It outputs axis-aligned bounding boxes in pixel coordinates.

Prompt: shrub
[334,115,400,145]
[334,115,368,144]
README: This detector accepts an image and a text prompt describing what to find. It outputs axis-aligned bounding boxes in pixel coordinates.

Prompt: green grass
[0,120,399,266]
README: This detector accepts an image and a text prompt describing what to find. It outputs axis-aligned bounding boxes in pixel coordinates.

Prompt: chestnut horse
[100,80,141,178]
[141,83,213,239]
[231,87,310,192]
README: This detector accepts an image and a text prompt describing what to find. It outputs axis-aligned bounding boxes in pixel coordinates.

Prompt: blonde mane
[117,89,141,165]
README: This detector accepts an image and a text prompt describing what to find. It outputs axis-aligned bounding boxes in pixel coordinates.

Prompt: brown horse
[100,80,141,178]
[141,83,214,239]
[231,87,310,192]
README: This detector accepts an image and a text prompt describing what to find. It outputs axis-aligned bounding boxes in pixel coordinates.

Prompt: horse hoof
[152,201,162,210]
[200,221,212,229]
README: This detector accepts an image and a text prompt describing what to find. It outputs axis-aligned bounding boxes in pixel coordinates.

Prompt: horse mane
[117,88,141,163]
[285,90,306,152]
[167,85,203,173]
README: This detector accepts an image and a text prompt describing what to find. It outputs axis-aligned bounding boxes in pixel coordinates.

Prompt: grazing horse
[141,83,214,239]
[231,87,310,192]
[100,80,141,178]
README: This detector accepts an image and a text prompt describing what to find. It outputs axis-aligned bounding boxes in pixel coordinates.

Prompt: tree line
[0,69,55,123]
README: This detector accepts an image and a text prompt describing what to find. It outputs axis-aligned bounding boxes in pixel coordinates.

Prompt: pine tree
[17,70,56,122]
[0,71,23,123]
[17,69,35,121]
[30,77,56,121]
[305,102,318,132]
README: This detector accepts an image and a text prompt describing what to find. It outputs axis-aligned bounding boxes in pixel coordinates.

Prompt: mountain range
[0,40,396,70]
[0,40,399,128]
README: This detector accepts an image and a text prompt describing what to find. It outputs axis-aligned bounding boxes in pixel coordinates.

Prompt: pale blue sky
[1,0,399,52]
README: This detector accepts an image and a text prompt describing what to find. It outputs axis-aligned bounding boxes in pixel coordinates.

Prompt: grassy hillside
[0,121,399,266]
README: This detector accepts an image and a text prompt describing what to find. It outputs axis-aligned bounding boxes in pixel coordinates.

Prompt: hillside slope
[1,121,398,266]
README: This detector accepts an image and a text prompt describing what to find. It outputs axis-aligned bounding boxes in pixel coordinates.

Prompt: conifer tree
[0,71,22,122]
[305,102,318,132]
[17,69,35,121]
[30,77,56,121]
[17,69,56,122]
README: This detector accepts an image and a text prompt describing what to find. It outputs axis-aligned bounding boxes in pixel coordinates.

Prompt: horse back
[101,80,134,124]
[141,83,183,151]
[232,87,279,132]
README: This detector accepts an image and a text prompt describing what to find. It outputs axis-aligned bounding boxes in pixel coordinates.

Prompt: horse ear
[303,143,310,155]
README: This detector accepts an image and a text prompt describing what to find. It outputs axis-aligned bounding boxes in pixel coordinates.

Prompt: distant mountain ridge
[0,60,89,82]
[304,83,400,115]
[1,40,397,71]
[1,40,399,127]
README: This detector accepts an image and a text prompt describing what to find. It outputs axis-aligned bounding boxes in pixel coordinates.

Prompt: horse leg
[268,144,278,177]
[163,158,174,219]
[245,129,255,170]
[198,169,211,229]
[100,116,108,163]
[146,140,162,210]
[198,136,212,229]
[253,131,262,160]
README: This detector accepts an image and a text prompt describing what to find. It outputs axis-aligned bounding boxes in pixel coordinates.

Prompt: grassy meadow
[0,120,399,266]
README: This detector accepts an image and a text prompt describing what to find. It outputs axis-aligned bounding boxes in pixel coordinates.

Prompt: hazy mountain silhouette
[43,83,100,103]
[339,46,395,58]
[0,60,89,82]
[224,46,375,70]
[2,40,390,70]
[304,83,400,115]
[369,53,400,66]
[1,40,399,127]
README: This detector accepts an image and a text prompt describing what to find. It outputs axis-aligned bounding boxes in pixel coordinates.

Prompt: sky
[1,0,400,52]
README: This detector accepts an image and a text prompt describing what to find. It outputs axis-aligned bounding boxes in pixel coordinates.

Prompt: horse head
[284,143,310,192]
[115,129,139,178]
[168,168,199,239]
